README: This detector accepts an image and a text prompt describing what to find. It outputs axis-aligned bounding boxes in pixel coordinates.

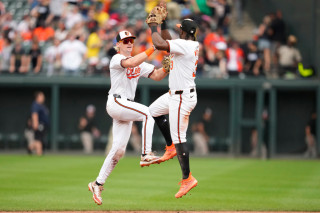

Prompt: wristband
[151,25,157,34]
[161,20,168,30]
[162,67,168,73]
[145,47,155,57]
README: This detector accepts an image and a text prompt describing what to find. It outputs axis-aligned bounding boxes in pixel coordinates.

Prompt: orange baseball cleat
[158,144,177,163]
[88,181,104,205]
[175,173,198,198]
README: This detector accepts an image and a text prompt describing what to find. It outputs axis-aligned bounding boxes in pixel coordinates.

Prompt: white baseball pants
[149,91,197,144]
[96,95,154,184]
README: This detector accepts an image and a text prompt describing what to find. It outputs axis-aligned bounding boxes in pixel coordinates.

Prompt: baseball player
[147,18,199,198]
[88,30,169,205]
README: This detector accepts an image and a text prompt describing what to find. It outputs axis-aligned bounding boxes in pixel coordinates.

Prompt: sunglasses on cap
[120,38,134,44]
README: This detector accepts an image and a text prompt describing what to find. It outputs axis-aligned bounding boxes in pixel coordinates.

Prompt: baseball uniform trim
[114,97,147,154]
[148,68,155,78]
[166,40,170,53]
[177,94,182,143]
[120,59,126,68]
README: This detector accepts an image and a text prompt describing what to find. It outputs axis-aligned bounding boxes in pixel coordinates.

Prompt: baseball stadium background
[0,0,320,212]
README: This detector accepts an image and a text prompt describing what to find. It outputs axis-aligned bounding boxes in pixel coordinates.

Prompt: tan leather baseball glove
[146,6,167,25]
[162,56,171,73]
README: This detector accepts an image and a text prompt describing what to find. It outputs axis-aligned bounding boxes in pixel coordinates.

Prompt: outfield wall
[0,76,319,157]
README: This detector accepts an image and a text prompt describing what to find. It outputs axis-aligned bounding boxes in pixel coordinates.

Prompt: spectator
[65,4,83,30]
[49,0,65,23]
[32,21,55,42]
[55,21,68,41]
[72,21,88,42]
[207,0,231,35]
[78,104,100,154]
[86,8,99,34]
[166,0,181,20]
[133,19,146,38]
[17,15,31,35]
[94,5,109,28]
[0,37,12,73]
[57,33,87,75]
[276,35,302,78]
[9,41,28,74]
[31,0,54,27]
[304,111,317,158]
[270,11,286,49]
[26,38,42,74]
[29,91,50,156]
[225,39,244,77]
[44,38,61,76]
[2,13,18,39]
[203,27,227,58]
[192,107,213,155]
[257,15,272,74]
[86,26,102,75]
[243,41,262,77]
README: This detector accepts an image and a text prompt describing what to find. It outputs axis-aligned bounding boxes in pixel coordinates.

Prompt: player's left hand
[145,6,167,26]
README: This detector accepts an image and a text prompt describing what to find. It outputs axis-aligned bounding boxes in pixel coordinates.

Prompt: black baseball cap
[176,19,197,35]
[116,30,136,42]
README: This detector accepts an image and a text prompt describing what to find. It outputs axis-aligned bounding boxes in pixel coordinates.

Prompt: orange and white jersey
[167,39,199,90]
[108,53,155,100]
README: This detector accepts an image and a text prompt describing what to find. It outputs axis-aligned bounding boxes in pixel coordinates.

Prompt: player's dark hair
[185,33,196,41]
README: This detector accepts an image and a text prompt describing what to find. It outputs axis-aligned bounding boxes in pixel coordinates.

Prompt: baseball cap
[116,30,136,42]
[176,19,197,35]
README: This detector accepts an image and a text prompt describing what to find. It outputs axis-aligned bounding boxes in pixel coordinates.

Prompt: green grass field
[0,154,319,211]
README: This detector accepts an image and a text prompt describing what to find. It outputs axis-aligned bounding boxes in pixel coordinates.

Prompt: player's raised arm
[158,2,172,41]
[148,23,170,52]
[146,4,170,52]
[121,46,156,68]
[160,20,172,41]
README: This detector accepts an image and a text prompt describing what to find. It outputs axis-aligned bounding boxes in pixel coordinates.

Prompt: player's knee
[113,149,125,162]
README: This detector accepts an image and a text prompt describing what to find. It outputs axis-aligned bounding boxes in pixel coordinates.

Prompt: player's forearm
[150,68,168,81]
[150,26,169,51]
[161,21,172,40]
[122,48,155,68]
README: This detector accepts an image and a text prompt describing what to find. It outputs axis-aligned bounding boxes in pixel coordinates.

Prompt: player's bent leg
[174,142,198,198]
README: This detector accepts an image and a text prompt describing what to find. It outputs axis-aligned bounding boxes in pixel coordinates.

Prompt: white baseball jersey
[167,39,200,90]
[108,54,155,100]
[149,38,199,144]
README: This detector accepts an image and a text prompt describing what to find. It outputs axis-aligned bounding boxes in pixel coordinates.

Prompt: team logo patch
[126,67,141,79]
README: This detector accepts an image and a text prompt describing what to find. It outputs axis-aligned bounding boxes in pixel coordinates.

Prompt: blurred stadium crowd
[0,0,307,79]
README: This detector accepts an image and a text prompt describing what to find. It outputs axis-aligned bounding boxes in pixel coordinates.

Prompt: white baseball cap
[116,30,136,42]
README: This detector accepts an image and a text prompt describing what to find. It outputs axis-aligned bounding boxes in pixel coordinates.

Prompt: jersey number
[193,60,198,77]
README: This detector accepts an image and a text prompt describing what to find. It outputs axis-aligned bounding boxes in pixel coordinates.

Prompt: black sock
[175,143,190,179]
[95,181,102,186]
[153,115,172,146]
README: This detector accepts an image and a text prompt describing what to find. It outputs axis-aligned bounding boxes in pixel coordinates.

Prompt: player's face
[119,38,134,54]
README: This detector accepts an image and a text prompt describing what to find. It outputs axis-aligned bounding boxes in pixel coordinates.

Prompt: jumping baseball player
[88,30,169,205]
[147,15,199,198]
